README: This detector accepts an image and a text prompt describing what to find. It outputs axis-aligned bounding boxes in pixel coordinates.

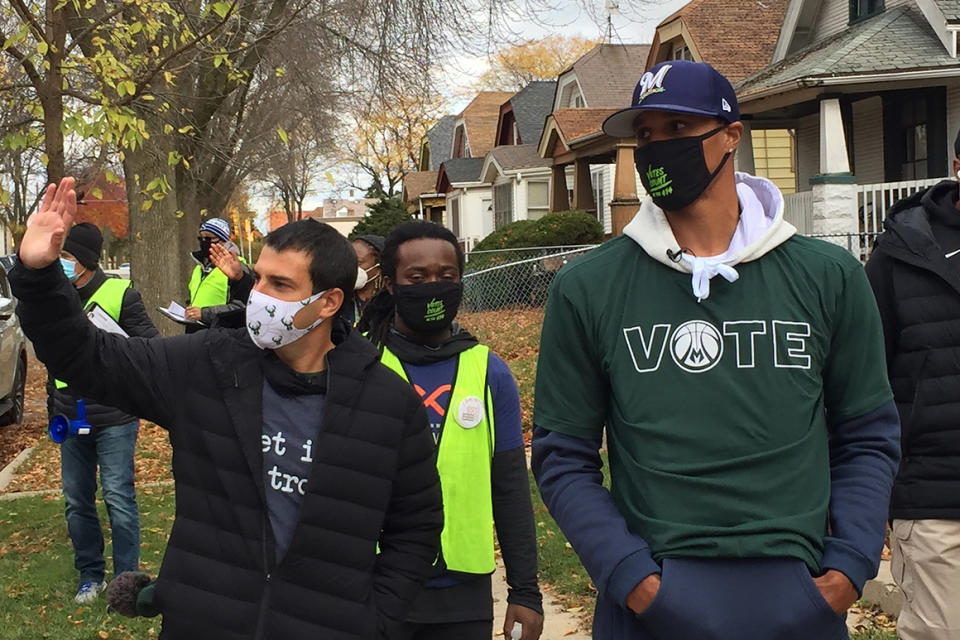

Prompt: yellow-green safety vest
[55,278,132,390]
[187,256,246,308]
[380,344,497,575]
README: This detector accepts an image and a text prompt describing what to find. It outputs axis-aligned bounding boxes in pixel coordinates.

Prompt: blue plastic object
[49,399,92,443]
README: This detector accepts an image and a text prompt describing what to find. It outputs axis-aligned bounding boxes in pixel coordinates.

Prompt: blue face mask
[60,258,81,283]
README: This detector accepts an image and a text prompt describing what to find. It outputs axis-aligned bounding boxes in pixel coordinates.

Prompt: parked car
[104,262,130,279]
[0,268,27,425]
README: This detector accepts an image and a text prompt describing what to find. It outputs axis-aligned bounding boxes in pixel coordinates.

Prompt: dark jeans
[395,619,493,640]
[60,420,140,583]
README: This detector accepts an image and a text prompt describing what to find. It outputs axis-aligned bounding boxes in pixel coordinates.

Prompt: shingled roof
[402,171,440,204]
[553,108,618,144]
[426,116,456,170]
[651,0,788,82]
[562,44,651,107]
[436,158,486,193]
[737,5,960,99]
[508,81,556,144]
[936,0,960,22]
[459,92,515,158]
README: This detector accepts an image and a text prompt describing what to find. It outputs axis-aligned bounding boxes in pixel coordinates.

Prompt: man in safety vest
[184,218,251,332]
[47,222,158,604]
[358,221,544,640]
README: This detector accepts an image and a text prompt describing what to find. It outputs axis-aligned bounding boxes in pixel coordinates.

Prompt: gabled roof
[537,108,619,158]
[649,0,788,82]
[426,116,456,170]
[458,91,515,158]
[936,0,960,23]
[502,81,556,144]
[480,145,551,183]
[436,158,486,193]
[558,44,650,107]
[402,171,440,204]
[737,5,960,100]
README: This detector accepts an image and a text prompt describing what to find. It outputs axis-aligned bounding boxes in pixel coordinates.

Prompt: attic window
[671,44,694,61]
[849,0,883,23]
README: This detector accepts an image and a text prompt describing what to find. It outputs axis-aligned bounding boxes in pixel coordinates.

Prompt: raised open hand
[209,242,243,281]
[20,178,77,269]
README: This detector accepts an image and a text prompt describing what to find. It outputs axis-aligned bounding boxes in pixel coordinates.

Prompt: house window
[849,0,883,22]
[494,183,513,229]
[571,93,585,108]
[527,181,549,220]
[671,44,694,61]
[450,197,461,238]
[903,121,928,180]
[882,88,946,182]
[592,170,606,222]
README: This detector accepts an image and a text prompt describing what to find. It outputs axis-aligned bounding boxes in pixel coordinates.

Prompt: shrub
[472,210,602,252]
[348,197,412,239]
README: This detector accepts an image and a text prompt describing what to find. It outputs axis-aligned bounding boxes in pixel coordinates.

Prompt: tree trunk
[124,116,184,337]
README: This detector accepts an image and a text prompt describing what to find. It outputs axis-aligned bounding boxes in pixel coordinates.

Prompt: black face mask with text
[634,126,732,212]
[394,281,463,333]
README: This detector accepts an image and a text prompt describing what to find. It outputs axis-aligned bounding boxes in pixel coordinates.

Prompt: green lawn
[0,486,174,640]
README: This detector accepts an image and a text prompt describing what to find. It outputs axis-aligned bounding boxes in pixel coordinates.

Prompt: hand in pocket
[626,573,662,615]
[813,570,858,615]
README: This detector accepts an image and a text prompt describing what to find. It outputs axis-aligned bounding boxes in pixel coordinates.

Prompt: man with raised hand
[12,177,442,640]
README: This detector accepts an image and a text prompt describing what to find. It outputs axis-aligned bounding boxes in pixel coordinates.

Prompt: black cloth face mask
[393,281,463,333]
[198,237,214,260]
[634,125,733,212]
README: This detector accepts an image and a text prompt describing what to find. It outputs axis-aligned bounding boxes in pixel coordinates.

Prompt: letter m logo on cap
[635,65,672,104]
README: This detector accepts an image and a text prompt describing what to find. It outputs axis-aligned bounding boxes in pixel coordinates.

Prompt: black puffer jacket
[866,179,960,520]
[13,261,443,640]
[47,269,159,427]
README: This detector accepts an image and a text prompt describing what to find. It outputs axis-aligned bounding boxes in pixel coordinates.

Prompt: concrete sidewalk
[862,559,903,616]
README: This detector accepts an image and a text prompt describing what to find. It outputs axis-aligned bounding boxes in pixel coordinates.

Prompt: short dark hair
[381,221,465,280]
[264,220,356,308]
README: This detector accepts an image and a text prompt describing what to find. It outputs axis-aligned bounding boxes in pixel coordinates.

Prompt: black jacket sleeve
[864,249,898,369]
[120,286,160,338]
[10,260,199,429]
[201,267,254,325]
[493,446,543,614]
[373,397,443,636]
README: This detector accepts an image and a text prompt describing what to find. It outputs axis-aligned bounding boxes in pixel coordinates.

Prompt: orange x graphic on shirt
[414,384,452,416]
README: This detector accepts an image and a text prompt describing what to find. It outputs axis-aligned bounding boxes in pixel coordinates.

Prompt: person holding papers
[183,218,252,332]
[48,222,158,605]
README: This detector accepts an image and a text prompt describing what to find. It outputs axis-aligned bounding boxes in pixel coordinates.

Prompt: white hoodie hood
[623,172,796,302]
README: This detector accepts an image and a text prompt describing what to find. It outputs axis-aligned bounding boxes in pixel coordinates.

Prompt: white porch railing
[857,178,945,234]
[783,191,813,234]
[783,177,947,236]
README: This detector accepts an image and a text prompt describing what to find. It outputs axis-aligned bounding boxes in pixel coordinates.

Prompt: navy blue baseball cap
[603,60,740,138]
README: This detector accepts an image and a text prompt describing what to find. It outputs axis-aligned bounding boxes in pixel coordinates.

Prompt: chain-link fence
[462,245,598,311]
[460,233,881,311]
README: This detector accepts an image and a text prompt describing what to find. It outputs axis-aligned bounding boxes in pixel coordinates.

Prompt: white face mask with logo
[246,288,326,350]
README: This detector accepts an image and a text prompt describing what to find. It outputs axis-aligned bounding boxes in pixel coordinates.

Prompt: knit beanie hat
[355,234,385,256]
[199,218,231,242]
[63,222,103,270]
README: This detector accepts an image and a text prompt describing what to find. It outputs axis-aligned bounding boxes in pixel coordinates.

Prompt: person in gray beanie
[183,217,252,333]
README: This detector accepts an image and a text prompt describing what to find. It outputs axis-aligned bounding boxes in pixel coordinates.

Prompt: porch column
[550,164,570,212]
[572,159,595,212]
[610,141,641,236]
[812,96,858,252]
[734,121,756,174]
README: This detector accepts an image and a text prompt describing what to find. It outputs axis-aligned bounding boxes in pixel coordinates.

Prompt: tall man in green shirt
[532,60,901,640]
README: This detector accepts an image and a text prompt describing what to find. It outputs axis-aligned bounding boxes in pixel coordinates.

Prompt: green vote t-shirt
[533,234,893,571]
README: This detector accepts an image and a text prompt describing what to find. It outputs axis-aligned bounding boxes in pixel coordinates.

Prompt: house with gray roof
[435,157,489,244]
[736,0,960,252]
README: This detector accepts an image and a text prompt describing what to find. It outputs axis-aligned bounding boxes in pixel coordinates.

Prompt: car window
[0,268,11,298]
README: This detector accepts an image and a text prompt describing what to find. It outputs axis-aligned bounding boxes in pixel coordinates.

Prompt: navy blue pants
[593,557,849,640]
[60,421,141,583]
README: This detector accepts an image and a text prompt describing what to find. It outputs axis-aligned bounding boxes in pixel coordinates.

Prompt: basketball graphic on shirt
[670,320,723,373]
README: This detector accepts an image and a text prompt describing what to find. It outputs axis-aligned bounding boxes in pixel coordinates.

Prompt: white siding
[812,0,910,44]
[852,97,884,184]
[796,114,820,191]
[455,186,493,243]
[947,83,960,165]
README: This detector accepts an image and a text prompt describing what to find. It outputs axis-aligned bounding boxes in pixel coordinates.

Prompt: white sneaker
[75,580,107,604]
